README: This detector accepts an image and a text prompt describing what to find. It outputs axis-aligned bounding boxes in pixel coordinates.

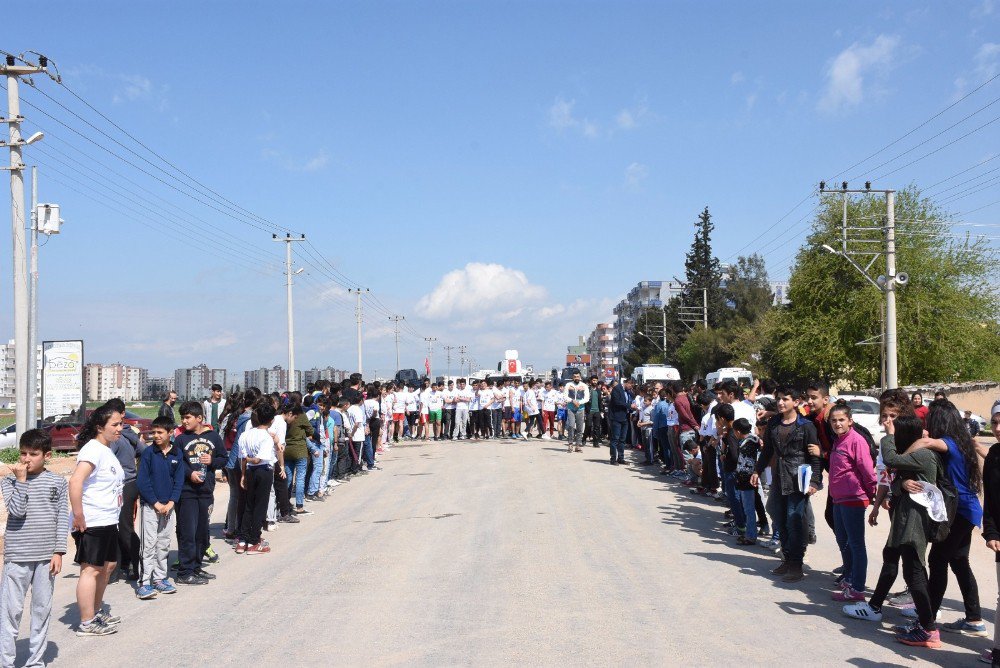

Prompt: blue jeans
[362,435,375,469]
[740,489,758,540]
[609,420,627,461]
[773,491,809,564]
[724,472,746,530]
[284,456,308,508]
[833,503,868,591]
[306,442,324,496]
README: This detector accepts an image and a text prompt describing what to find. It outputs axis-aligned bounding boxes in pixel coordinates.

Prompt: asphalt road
[22,437,998,667]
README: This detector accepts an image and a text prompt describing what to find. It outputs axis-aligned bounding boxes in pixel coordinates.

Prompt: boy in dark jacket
[174,402,227,585]
[751,387,821,583]
[135,416,185,599]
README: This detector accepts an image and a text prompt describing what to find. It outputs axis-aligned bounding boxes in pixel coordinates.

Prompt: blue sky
[2,1,999,377]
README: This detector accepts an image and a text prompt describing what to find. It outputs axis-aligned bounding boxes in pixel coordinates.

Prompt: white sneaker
[541,434,551,440]
[901,606,939,621]
[842,602,882,622]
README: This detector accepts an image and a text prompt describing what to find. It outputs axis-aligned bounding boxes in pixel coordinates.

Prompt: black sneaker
[194,568,216,580]
[176,574,209,586]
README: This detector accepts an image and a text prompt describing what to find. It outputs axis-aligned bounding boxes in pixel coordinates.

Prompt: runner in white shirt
[442,381,457,440]
[541,381,558,439]
[454,379,472,440]
[418,380,432,441]
[391,385,407,443]
[489,381,504,440]
[404,385,419,440]
[427,383,445,441]
[523,380,541,438]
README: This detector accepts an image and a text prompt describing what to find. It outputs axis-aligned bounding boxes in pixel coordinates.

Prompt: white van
[706,367,754,392]
[633,364,681,386]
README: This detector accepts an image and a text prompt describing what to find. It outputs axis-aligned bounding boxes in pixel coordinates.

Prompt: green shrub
[0,448,20,464]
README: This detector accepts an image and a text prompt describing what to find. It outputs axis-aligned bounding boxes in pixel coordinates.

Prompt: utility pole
[424,337,437,379]
[458,345,468,378]
[389,315,404,372]
[349,288,368,374]
[272,233,305,390]
[3,54,50,435]
[702,288,708,329]
[443,345,455,377]
[819,181,901,390]
[27,166,37,428]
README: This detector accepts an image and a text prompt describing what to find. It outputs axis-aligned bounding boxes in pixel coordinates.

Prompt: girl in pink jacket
[828,402,877,603]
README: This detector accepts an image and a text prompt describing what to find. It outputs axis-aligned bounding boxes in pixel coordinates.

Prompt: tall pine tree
[682,207,725,328]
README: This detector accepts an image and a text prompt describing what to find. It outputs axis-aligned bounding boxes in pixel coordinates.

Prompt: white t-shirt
[389,392,404,414]
[442,389,456,407]
[523,389,540,415]
[347,405,367,442]
[77,439,124,527]
[490,389,503,410]
[420,389,432,414]
[699,401,718,438]
[456,388,472,410]
[239,426,277,465]
[405,391,418,412]
[428,391,444,411]
[268,415,287,446]
[732,400,757,426]
[542,390,558,412]
[364,398,380,420]
[665,401,679,426]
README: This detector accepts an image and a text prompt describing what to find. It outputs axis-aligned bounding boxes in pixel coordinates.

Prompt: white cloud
[818,34,900,112]
[745,93,758,111]
[615,102,648,130]
[730,71,745,85]
[624,162,648,191]
[548,97,600,138]
[415,263,548,319]
[954,43,1000,98]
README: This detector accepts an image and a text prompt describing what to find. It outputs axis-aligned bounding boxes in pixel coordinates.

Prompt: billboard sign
[41,340,84,422]
[565,354,591,366]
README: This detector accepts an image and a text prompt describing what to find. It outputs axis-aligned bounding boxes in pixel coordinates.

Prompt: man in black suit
[608,378,633,465]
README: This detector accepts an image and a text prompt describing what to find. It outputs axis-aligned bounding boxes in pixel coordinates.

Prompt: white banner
[41,340,84,423]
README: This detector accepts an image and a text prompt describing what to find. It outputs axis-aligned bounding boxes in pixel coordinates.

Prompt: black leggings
[928,514,981,620]
[900,545,936,630]
[754,488,767,527]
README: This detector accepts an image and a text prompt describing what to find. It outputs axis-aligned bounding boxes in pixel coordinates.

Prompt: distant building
[85,363,148,402]
[0,339,42,408]
[301,367,350,385]
[145,376,175,401]
[244,366,302,394]
[174,364,227,400]
[585,323,618,378]
[613,281,672,371]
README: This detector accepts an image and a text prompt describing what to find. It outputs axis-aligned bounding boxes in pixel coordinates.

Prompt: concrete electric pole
[390,315,404,373]
[3,53,51,435]
[442,345,455,377]
[819,181,901,390]
[349,288,369,374]
[272,233,305,391]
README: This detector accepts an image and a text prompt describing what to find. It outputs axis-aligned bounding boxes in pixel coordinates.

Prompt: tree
[765,186,1000,387]
[723,253,773,327]
[682,207,726,328]
[622,307,668,377]
[675,327,729,380]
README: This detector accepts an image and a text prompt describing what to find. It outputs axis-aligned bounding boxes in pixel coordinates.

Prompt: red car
[43,410,152,452]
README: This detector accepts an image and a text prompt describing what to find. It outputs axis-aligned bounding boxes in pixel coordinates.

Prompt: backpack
[928,452,960,544]
[851,423,878,465]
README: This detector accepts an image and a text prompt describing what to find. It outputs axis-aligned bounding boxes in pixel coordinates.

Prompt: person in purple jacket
[827,402,877,603]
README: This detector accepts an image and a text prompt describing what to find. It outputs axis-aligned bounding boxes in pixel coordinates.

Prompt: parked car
[834,394,885,443]
[42,410,152,452]
[0,424,16,450]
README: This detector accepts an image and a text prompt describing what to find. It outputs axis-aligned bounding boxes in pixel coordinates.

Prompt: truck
[632,364,681,386]
[705,367,754,391]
